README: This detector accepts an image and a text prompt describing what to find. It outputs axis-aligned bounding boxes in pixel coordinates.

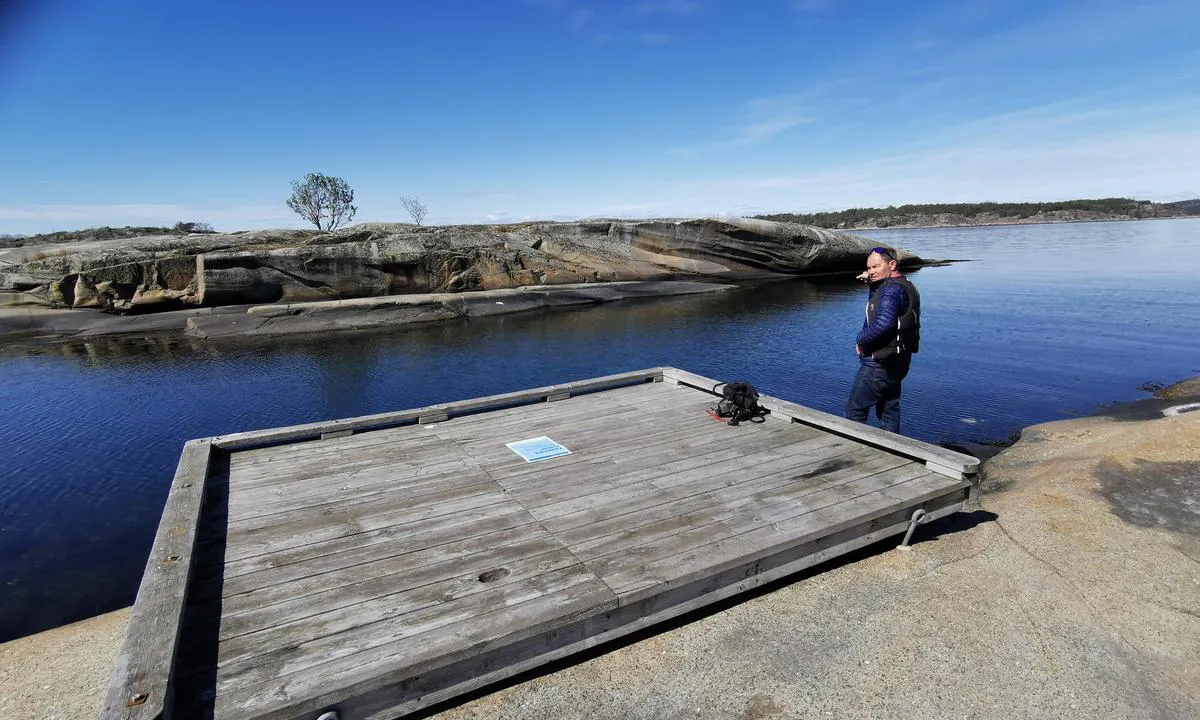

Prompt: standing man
[846,246,921,434]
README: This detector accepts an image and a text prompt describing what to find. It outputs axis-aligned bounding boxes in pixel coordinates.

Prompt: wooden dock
[102,367,979,720]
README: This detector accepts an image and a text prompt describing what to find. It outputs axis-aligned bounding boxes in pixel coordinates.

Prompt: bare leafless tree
[400,195,428,225]
[286,172,357,231]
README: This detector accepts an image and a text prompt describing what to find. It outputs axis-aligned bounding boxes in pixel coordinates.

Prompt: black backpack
[712,380,770,426]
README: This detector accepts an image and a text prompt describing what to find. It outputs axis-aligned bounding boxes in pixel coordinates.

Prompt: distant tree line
[1164,198,1200,214]
[754,198,1197,228]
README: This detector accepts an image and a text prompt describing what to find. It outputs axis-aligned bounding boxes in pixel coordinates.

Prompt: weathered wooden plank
[209,369,664,453]
[222,477,510,563]
[100,439,212,720]
[413,369,669,430]
[432,367,663,417]
[449,400,731,474]
[226,449,463,496]
[222,579,619,720]
[437,386,709,454]
[426,379,685,438]
[606,471,970,602]
[511,429,846,515]
[452,403,709,462]
[211,409,424,452]
[504,426,825,508]
[507,430,802,511]
[765,396,978,475]
[321,487,967,720]
[408,380,674,440]
[566,450,912,563]
[227,423,442,468]
[218,530,566,641]
[226,457,491,527]
[215,556,610,695]
[593,461,934,576]
[552,439,885,547]
[226,431,465,487]
[482,412,747,483]
[186,504,537,624]
[212,509,536,594]
[925,460,965,479]
[222,485,506,565]
[226,471,498,534]
[646,432,855,491]
[225,454,480,521]
[529,437,864,531]
[659,366,979,474]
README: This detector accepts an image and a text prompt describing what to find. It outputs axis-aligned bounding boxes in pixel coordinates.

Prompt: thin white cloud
[567,7,593,30]
[521,0,598,36]
[790,0,836,14]
[969,0,1194,59]
[521,0,571,9]
[666,86,831,154]
[629,0,702,17]
[729,116,814,146]
[638,31,672,44]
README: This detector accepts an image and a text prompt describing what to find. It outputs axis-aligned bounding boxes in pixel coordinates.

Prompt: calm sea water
[1,219,1197,642]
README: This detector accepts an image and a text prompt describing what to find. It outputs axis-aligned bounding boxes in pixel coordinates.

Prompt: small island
[0,217,938,341]
[755,197,1200,229]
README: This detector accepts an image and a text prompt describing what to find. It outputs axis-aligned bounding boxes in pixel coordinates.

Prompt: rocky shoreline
[3,378,1196,719]
[0,216,945,344]
[0,216,923,314]
[0,280,737,344]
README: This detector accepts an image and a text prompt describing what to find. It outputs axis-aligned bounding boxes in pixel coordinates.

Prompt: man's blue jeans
[846,356,910,434]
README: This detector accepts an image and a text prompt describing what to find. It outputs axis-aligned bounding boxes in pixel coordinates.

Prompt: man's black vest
[866,276,921,361]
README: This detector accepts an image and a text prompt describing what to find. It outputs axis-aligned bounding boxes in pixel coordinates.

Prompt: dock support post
[899,508,928,548]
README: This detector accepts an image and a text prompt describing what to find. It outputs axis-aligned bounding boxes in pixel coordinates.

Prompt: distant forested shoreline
[755,198,1200,230]
[4,198,1199,248]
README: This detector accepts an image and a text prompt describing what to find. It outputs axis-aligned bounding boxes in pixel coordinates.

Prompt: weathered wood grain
[218,533,570,642]
[610,472,971,602]
[215,554,610,695]
[513,433,857,531]
[100,439,212,720]
[564,451,912,563]
[222,474,508,563]
[319,488,969,720]
[123,367,979,720]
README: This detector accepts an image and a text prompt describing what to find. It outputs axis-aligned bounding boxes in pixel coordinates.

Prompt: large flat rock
[2,218,910,313]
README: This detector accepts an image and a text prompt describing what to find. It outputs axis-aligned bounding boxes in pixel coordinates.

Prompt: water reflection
[2,276,866,366]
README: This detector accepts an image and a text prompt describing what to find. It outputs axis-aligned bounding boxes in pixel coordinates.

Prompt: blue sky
[1,0,1197,233]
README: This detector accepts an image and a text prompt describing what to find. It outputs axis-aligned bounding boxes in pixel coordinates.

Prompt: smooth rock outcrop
[0,218,915,312]
[184,281,733,339]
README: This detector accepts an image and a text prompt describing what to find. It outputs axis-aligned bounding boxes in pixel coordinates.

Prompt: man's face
[865,251,896,282]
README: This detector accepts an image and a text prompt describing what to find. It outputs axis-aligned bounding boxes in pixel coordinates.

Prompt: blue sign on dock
[505,436,571,463]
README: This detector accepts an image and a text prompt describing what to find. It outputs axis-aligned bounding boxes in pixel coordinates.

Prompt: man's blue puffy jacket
[856,279,909,366]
